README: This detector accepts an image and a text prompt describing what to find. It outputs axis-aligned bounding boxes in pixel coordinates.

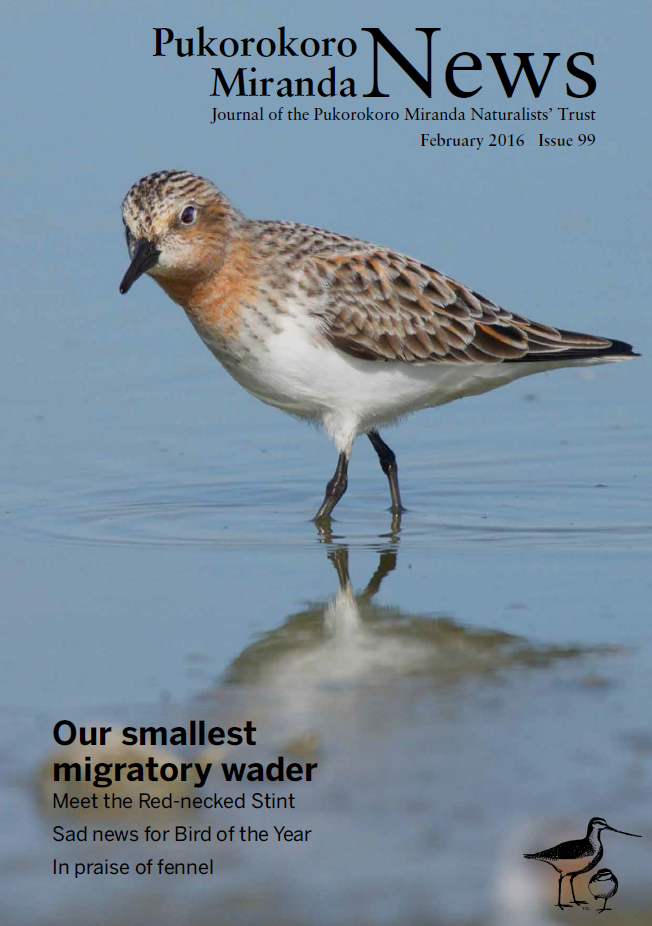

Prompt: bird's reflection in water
[221,537,596,707]
[203,534,615,770]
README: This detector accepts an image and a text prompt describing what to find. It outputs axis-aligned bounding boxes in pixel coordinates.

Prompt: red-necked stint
[120,171,639,521]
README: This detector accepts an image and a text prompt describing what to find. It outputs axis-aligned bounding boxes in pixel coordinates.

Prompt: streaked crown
[122,170,224,235]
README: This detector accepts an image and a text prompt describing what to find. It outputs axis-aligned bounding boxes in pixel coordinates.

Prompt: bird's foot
[555,903,574,909]
[597,908,611,913]
[572,900,588,905]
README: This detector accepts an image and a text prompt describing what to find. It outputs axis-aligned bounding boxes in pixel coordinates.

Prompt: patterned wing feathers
[311,245,628,364]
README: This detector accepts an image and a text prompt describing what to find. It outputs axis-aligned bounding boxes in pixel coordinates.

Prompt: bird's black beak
[119,238,161,294]
[606,825,641,837]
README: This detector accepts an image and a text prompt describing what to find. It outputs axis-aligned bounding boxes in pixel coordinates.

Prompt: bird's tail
[508,333,640,364]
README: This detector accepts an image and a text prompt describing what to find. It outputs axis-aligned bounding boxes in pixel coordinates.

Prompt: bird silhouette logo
[523,816,640,910]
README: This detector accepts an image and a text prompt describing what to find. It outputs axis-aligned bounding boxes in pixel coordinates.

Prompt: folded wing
[308,244,635,364]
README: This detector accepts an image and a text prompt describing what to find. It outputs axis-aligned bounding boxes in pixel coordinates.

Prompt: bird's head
[591,869,615,881]
[587,817,640,838]
[119,170,241,294]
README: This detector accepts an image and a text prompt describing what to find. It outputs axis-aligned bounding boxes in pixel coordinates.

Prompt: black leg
[556,874,572,910]
[569,875,587,905]
[368,430,405,513]
[315,451,349,521]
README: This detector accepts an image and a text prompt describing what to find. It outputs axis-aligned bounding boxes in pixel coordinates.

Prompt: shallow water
[1,316,651,924]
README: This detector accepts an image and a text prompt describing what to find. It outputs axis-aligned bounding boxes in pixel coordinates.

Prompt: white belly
[199,316,598,452]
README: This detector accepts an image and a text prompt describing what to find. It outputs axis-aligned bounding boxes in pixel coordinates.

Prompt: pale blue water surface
[1,0,651,923]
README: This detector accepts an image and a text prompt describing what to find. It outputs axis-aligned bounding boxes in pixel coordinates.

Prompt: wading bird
[119,171,638,521]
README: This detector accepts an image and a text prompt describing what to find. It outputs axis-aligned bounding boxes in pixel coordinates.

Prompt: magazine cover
[2,1,650,924]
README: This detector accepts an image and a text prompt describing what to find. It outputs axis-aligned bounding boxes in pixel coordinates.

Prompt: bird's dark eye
[180,206,196,225]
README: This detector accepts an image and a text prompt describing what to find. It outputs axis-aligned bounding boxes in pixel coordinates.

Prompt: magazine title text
[153,27,596,100]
